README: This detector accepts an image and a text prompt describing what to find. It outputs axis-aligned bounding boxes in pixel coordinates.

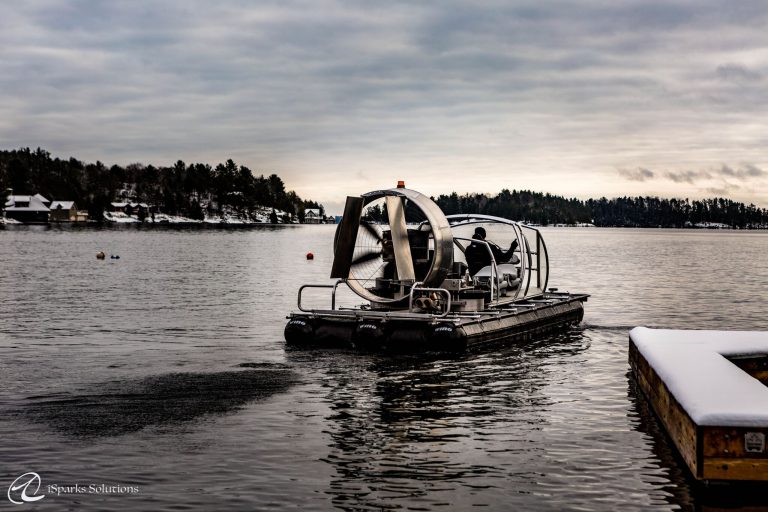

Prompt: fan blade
[331,196,364,278]
[360,220,383,242]
[386,196,415,281]
[350,250,382,266]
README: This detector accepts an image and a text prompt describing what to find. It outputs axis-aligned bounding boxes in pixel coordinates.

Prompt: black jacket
[465,235,518,276]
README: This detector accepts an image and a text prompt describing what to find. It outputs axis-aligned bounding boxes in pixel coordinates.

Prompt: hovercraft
[285,184,588,352]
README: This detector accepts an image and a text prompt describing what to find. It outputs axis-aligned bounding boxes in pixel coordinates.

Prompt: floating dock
[629,327,768,482]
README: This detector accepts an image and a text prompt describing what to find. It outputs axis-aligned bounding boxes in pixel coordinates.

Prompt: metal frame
[315,210,550,316]
[297,280,344,312]
[338,187,454,304]
[453,236,501,303]
[292,279,584,323]
[407,282,452,316]
[445,214,549,298]
[297,279,453,319]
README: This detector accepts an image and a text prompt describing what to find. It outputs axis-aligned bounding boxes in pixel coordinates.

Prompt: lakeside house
[50,201,89,222]
[691,221,732,229]
[110,202,150,214]
[304,208,323,224]
[4,194,90,224]
[304,208,335,224]
[4,194,51,223]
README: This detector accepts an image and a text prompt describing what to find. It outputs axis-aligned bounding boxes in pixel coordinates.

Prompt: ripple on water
[19,368,297,438]
[2,227,768,511]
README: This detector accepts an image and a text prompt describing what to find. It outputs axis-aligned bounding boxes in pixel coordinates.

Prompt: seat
[473,263,521,296]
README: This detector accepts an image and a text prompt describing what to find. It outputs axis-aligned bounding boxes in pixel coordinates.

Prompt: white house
[4,194,50,223]
[304,208,323,224]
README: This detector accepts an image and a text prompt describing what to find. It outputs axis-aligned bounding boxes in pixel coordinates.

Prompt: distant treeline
[3,148,767,227]
[0,147,323,221]
[434,190,768,228]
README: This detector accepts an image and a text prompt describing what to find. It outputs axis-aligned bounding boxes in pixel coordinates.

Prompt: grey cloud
[664,165,767,186]
[716,63,762,82]
[618,167,654,182]
[706,183,741,196]
[742,163,766,177]
[719,164,766,180]
[664,170,712,184]
[2,1,768,207]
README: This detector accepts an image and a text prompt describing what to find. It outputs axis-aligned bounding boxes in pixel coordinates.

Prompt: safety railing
[297,279,344,312]
[453,236,501,303]
[407,282,452,317]
[446,215,549,300]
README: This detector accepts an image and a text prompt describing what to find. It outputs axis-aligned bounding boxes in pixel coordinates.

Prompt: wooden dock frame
[629,337,768,482]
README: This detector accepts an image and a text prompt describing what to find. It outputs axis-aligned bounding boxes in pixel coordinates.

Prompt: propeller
[350,250,383,266]
[360,220,383,241]
[330,187,453,304]
[332,196,413,282]
[385,195,415,281]
[348,220,392,279]
[330,196,364,278]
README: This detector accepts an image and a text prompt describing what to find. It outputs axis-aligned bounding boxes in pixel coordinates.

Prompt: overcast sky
[2,1,767,212]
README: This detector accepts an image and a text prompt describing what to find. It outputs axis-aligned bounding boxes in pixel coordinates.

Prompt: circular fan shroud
[334,188,454,304]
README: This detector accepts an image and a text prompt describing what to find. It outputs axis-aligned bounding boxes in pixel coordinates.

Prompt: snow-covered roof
[305,208,321,216]
[5,194,50,212]
[50,201,75,210]
[630,327,768,427]
[111,202,148,208]
[33,193,50,204]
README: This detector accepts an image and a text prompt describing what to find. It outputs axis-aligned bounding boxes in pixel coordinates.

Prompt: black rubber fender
[430,322,466,350]
[353,321,387,348]
[284,318,314,344]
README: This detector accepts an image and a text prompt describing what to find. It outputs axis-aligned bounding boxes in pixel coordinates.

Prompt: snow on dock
[629,327,768,481]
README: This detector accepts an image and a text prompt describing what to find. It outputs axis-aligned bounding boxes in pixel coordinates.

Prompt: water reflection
[627,374,768,511]
[4,227,768,510]
[291,331,589,510]
[20,368,297,438]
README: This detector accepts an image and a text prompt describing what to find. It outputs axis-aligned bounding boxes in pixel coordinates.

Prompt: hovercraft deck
[286,292,588,352]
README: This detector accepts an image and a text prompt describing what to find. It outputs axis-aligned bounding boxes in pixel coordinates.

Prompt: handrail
[289,309,469,321]
[509,222,525,299]
[408,282,452,317]
[454,236,500,303]
[537,229,550,292]
[446,213,550,299]
[522,231,533,297]
[298,280,344,312]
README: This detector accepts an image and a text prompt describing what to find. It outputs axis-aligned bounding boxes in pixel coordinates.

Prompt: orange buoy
[306,252,314,260]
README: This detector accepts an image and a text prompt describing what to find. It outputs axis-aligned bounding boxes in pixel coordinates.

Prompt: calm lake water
[1,225,767,511]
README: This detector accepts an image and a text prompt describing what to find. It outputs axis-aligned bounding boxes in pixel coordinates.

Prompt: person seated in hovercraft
[465,226,518,276]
